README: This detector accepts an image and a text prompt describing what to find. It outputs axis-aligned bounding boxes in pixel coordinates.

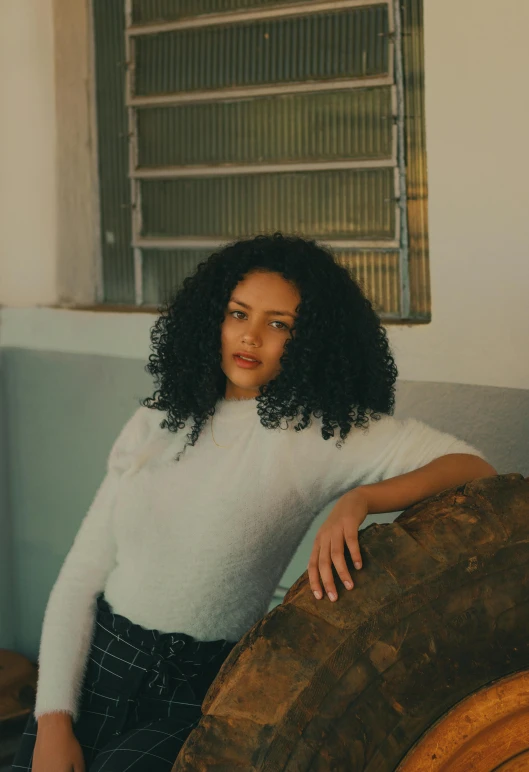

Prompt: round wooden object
[173,474,529,771]
[397,669,529,771]
[0,649,37,722]
[494,753,529,772]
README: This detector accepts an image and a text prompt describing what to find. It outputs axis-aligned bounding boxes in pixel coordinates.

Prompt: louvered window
[92,0,429,320]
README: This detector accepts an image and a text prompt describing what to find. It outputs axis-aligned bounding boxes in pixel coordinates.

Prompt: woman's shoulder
[291,411,399,440]
[120,403,158,436]
[107,404,167,472]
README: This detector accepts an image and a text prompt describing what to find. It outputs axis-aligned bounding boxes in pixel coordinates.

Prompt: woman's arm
[34,406,148,721]
[352,453,496,515]
[308,453,497,602]
[34,469,121,720]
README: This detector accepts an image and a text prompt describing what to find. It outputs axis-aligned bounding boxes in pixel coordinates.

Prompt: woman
[14,233,495,771]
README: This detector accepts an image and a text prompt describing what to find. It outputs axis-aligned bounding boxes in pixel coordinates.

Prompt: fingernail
[354,562,362,570]
[345,581,353,590]
[328,592,337,601]
[313,590,322,600]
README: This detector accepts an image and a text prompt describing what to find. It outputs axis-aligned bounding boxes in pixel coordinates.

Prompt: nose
[242,337,262,351]
[242,322,263,347]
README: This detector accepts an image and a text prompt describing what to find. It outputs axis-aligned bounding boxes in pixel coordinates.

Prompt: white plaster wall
[388,0,529,390]
[0,0,57,306]
[0,0,528,391]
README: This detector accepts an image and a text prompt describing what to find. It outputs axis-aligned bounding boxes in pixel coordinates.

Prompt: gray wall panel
[4,349,151,658]
[0,350,15,648]
[394,380,529,477]
[2,347,527,657]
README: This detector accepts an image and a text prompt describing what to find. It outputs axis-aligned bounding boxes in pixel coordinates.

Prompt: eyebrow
[229,298,296,319]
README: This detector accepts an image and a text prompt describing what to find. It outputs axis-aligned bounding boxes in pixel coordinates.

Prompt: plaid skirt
[12,594,237,771]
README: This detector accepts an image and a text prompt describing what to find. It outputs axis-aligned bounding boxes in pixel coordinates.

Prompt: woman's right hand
[32,712,85,772]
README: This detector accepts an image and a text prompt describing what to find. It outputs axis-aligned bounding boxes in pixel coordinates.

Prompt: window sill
[51,303,431,324]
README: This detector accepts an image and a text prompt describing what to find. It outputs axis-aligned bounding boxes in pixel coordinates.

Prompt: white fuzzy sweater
[34,397,485,719]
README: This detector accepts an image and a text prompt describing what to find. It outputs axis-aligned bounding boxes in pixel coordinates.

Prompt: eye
[229,310,289,331]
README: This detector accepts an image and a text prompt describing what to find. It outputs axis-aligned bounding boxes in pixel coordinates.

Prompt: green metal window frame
[92,0,430,321]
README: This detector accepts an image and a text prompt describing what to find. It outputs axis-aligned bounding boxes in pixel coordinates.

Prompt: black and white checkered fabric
[13,595,236,771]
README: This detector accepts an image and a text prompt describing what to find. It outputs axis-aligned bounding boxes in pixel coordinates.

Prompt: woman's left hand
[308,488,369,602]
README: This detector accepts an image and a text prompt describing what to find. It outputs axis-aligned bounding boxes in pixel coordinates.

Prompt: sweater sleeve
[300,414,488,513]
[33,406,151,721]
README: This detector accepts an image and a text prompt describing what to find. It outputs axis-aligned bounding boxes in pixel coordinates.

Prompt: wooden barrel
[172,474,529,771]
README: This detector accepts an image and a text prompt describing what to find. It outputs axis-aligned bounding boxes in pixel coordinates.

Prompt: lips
[233,354,261,369]
[233,352,261,363]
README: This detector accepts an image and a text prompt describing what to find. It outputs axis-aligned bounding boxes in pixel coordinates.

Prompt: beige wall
[390,0,529,390]
[0,0,528,391]
[0,0,57,306]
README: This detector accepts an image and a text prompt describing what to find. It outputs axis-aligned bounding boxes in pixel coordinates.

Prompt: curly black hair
[141,233,398,460]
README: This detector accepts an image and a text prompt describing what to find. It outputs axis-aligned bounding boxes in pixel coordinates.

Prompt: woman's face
[220,270,301,400]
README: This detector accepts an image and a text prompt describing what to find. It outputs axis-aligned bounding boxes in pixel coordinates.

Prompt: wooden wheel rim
[397,670,529,772]
[492,751,529,771]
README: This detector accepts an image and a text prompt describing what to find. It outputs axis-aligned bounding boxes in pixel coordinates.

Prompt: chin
[231,376,264,390]
[225,369,266,391]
